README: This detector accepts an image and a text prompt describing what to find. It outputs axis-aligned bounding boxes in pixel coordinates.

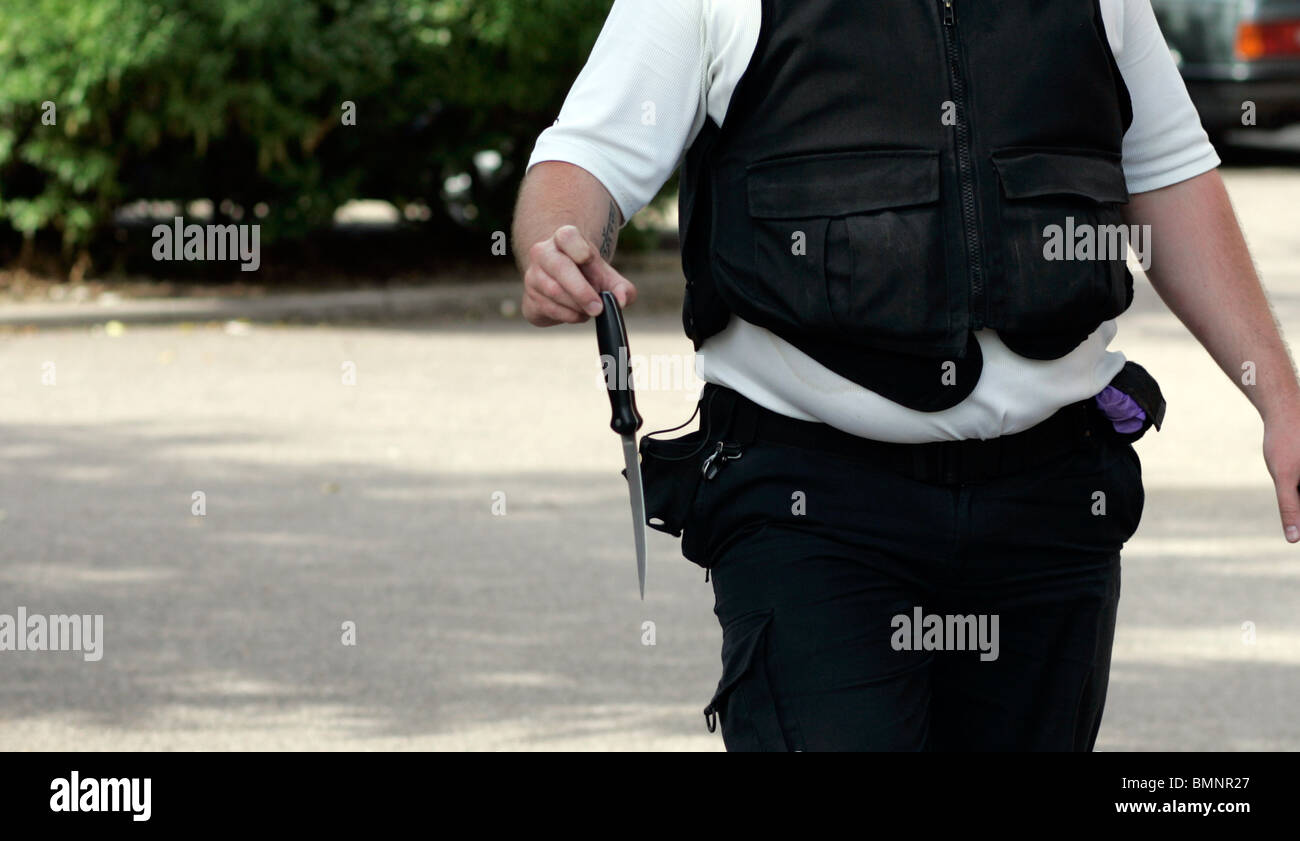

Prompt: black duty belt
[700,383,1102,485]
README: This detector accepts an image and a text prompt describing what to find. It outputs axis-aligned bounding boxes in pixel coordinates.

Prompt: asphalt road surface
[2,159,1299,751]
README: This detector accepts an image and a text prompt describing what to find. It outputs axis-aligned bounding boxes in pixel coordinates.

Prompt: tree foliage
[0,0,614,254]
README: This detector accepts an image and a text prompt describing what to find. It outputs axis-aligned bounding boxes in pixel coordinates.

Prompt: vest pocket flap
[747,151,940,219]
[992,150,1129,203]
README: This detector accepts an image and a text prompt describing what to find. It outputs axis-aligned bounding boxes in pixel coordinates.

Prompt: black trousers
[684,390,1144,751]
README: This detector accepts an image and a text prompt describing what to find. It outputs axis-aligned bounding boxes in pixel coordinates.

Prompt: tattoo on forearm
[599,201,617,260]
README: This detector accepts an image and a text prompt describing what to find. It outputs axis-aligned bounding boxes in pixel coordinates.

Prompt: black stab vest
[679,0,1135,412]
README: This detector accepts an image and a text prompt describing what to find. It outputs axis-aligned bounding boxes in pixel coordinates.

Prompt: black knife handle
[594,290,642,435]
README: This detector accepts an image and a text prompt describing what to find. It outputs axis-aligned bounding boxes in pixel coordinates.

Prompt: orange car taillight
[1235,20,1300,60]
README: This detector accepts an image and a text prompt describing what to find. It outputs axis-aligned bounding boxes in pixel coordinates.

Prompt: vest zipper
[939,0,985,330]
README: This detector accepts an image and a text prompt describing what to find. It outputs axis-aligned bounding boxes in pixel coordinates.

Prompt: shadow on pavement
[2,418,1297,749]
[0,419,721,748]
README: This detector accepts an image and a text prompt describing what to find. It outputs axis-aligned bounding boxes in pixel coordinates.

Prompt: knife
[594,290,647,599]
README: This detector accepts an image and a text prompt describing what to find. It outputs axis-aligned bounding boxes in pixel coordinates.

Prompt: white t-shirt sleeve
[525,0,706,225]
[1113,0,1221,193]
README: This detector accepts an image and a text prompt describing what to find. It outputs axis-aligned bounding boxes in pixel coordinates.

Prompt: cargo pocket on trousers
[703,608,799,751]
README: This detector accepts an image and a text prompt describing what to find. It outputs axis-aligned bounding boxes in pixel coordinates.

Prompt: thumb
[1275,477,1300,543]
[553,225,638,308]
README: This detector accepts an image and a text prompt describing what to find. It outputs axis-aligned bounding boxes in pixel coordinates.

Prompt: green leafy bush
[0,0,614,262]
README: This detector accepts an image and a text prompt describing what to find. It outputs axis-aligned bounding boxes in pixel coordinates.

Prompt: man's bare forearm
[511,161,624,274]
[511,161,636,326]
[1123,169,1300,423]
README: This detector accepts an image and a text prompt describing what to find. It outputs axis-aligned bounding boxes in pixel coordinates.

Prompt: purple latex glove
[1095,385,1147,434]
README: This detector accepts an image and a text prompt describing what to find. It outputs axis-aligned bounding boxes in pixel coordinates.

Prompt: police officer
[511,0,1300,750]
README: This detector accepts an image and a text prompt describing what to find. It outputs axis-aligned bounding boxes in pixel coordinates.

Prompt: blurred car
[1152,0,1300,135]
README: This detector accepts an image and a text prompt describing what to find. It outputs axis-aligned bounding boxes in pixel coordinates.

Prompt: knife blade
[594,290,647,599]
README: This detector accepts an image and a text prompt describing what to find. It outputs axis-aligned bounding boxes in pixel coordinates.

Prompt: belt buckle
[938,440,962,485]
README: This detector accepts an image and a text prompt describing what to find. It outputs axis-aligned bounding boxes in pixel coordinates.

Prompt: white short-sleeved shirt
[527,0,1220,442]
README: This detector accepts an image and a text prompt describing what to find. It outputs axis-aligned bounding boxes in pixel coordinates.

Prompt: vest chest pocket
[745,150,949,354]
[989,149,1133,360]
